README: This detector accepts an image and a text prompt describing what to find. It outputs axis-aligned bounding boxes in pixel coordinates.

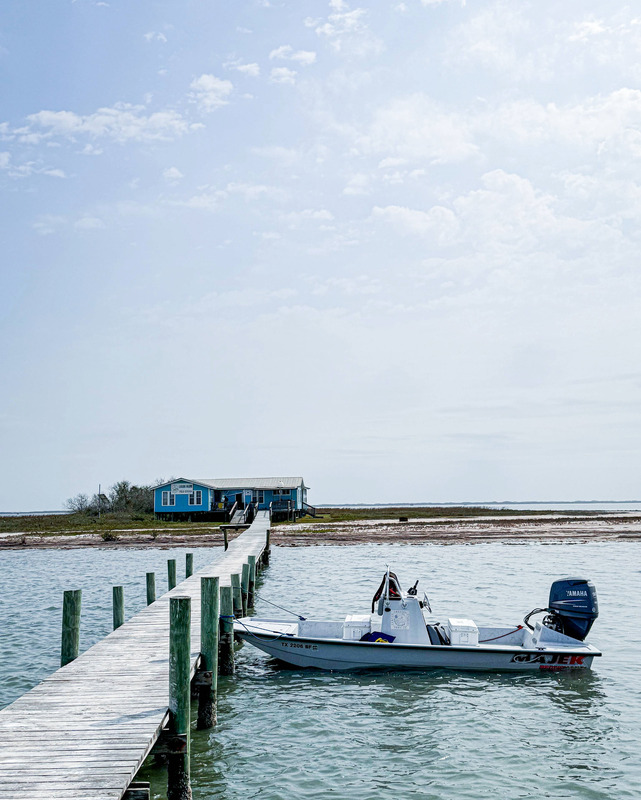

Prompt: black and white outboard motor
[525,578,599,641]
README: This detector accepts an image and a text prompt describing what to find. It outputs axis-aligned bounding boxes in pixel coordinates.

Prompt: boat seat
[426,624,450,645]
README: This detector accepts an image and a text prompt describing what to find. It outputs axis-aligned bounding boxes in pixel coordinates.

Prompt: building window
[252,490,265,504]
[188,490,202,506]
[162,491,175,507]
[274,489,291,496]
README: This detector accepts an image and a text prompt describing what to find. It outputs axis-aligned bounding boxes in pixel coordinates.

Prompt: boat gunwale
[234,626,602,657]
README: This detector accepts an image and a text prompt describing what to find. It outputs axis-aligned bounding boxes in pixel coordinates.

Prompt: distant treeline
[65,480,158,516]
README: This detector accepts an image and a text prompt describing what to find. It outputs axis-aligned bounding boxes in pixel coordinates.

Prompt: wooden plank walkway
[0,512,270,800]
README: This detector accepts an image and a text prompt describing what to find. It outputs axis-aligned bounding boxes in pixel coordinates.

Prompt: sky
[2,0,641,510]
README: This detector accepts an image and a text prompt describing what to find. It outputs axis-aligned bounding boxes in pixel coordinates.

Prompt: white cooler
[445,618,479,646]
[343,614,371,640]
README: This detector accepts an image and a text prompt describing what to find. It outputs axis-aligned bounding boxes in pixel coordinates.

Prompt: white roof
[197,477,306,490]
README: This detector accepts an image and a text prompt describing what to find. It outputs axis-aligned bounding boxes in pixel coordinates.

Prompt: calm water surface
[1,542,638,799]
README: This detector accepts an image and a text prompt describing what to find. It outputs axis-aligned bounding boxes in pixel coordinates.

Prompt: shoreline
[1,512,640,550]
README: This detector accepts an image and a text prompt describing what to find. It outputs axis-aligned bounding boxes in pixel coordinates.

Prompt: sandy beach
[1,512,640,549]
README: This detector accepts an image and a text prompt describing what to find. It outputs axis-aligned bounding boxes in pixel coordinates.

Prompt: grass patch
[0,512,221,536]
[282,506,601,525]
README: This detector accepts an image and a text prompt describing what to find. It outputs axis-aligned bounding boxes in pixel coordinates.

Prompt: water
[1,542,639,799]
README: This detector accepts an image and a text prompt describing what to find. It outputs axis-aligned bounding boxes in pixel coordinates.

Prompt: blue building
[153,476,311,521]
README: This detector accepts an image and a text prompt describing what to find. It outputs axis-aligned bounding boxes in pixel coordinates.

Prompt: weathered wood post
[230,572,243,618]
[168,595,191,800]
[113,586,124,630]
[248,555,257,610]
[263,528,271,567]
[241,563,249,614]
[197,576,219,729]
[60,589,82,667]
[218,584,235,675]
[185,553,193,579]
[168,559,177,591]
[146,572,156,606]
[223,528,229,551]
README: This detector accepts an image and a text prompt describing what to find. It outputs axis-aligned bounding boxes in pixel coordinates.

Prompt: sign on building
[171,483,194,494]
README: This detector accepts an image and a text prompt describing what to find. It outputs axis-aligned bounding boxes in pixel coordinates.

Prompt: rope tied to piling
[222,613,294,642]
[253,593,307,621]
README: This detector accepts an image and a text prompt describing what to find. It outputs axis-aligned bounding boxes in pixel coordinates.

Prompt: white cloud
[42,168,66,178]
[251,145,300,163]
[308,4,383,57]
[178,192,223,212]
[189,74,233,112]
[270,67,297,84]
[27,103,191,143]
[343,173,370,195]
[282,208,335,225]
[143,31,167,43]
[74,216,106,230]
[163,166,184,182]
[0,152,10,169]
[225,181,286,201]
[31,215,66,236]
[362,94,477,163]
[373,204,460,245]
[235,63,261,77]
[269,45,317,65]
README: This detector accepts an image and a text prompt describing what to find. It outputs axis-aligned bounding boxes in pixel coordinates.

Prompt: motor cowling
[548,578,598,641]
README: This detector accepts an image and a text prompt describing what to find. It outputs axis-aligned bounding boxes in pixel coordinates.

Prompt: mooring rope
[220,614,292,642]
[253,593,307,621]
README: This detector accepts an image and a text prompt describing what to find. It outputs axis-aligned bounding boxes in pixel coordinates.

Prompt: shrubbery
[65,480,156,517]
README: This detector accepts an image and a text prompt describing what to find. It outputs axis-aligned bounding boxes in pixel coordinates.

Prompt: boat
[233,570,602,672]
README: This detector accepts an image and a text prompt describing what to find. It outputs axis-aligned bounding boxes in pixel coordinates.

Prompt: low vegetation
[280,506,599,524]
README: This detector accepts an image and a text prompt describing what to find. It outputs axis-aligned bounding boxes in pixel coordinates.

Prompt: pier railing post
[218,584,235,675]
[197,576,219,729]
[185,553,193,579]
[146,572,156,606]
[61,589,82,667]
[223,529,229,551]
[168,559,177,591]
[231,572,243,618]
[113,586,124,630]
[168,596,192,800]
[248,556,257,610]
[241,563,249,614]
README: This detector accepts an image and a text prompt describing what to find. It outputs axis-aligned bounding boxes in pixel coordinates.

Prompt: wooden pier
[0,512,271,800]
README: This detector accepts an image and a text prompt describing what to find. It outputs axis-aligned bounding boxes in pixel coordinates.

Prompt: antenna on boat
[384,565,390,602]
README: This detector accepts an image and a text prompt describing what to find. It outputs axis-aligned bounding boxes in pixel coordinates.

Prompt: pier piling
[223,528,229,551]
[241,563,249,613]
[168,595,192,800]
[197,576,219,729]
[168,559,177,591]
[248,555,257,609]
[113,586,124,630]
[218,584,235,675]
[263,528,271,566]
[146,572,156,605]
[231,572,244,617]
[60,589,82,667]
[185,553,194,578]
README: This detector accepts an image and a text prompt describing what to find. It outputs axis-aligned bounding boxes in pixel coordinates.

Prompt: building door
[236,492,243,509]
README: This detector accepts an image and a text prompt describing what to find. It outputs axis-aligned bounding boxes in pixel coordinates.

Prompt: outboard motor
[547,578,598,641]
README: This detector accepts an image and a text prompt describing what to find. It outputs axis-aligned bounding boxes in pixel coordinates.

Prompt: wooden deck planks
[0,514,270,800]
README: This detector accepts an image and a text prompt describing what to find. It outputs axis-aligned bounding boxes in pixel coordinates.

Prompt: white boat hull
[234,619,600,673]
